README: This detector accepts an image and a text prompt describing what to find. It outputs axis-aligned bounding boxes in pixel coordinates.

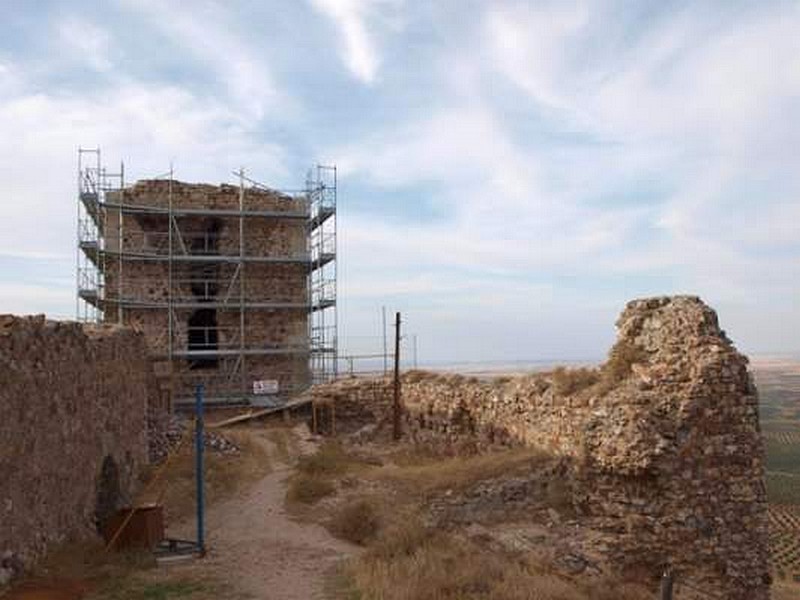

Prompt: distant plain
[752,359,800,584]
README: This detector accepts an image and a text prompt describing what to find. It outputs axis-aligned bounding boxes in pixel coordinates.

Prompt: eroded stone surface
[0,315,160,570]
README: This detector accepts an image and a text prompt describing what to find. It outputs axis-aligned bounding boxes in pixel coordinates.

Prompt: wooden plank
[208,394,313,428]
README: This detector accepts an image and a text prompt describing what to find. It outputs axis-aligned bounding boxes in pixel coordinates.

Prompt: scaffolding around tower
[307,165,338,385]
[76,147,124,323]
[76,149,338,406]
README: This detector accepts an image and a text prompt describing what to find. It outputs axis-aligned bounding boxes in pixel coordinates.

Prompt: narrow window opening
[188,308,218,370]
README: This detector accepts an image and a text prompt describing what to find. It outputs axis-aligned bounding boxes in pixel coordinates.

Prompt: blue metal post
[195,383,205,554]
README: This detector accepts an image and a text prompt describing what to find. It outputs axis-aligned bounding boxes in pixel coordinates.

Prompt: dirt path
[170,428,355,599]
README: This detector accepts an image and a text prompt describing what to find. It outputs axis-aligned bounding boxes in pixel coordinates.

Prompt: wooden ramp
[208,393,313,428]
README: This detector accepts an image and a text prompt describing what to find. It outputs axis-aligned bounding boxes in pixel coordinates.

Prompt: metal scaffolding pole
[168,165,175,410]
[238,168,246,400]
[307,165,338,385]
[118,161,125,324]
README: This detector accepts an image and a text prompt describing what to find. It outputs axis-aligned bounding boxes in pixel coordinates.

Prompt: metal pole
[195,383,205,555]
[392,312,402,441]
[332,165,338,381]
[239,168,246,401]
[76,149,82,321]
[412,334,418,369]
[168,165,174,411]
[118,164,124,325]
[660,570,674,600]
[382,306,387,375]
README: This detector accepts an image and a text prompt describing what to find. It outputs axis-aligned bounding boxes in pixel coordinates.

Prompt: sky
[0,0,798,364]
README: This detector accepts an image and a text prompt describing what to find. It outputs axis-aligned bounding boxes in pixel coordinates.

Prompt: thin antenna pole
[392,312,402,440]
[413,334,418,369]
[382,306,387,375]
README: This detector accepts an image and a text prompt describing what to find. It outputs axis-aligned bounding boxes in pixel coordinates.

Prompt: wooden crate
[102,504,164,550]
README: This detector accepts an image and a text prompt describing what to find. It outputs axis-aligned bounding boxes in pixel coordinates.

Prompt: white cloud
[326,1,800,356]
[485,3,589,114]
[0,59,19,95]
[310,0,400,84]
[0,79,289,260]
[116,0,289,120]
[333,100,649,279]
[0,283,74,319]
[489,3,800,141]
[1,1,798,357]
[56,17,114,72]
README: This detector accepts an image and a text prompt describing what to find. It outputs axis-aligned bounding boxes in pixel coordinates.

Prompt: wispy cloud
[55,17,114,72]
[0,77,289,270]
[116,0,290,120]
[310,0,401,84]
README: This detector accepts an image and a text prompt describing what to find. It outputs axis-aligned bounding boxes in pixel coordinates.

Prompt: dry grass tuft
[139,429,271,521]
[286,474,336,504]
[374,447,548,497]
[296,441,362,477]
[550,367,600,396]
[366,514,432,561]
[601,340,649,387]
[343,527,651,600]
[402,370,441,384]
[265,427,294,462]
[286,441,375,506]
[328,499,381,545]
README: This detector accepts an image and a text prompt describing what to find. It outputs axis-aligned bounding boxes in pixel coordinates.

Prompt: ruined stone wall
[0,315,156,566]
[312,297,770,598]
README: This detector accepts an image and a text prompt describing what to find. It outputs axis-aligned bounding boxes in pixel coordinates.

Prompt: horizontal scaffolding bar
[98,299,334,311]
[83,249,317,264]
[167,347,317,358]
[101,199,309,220]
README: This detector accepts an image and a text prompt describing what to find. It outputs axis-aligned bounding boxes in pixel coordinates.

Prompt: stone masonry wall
[0,315,156,567]
[311,296,770,598]
[102,179,310,401]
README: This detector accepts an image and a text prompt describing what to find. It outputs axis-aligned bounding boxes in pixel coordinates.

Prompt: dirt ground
[8,417,797,600]
[164,425,356,599]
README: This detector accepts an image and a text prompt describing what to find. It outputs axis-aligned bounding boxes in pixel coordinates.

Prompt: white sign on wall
[253,379,279,395]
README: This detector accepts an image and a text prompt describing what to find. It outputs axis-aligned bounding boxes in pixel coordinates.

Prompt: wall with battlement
[0,315,158,567]
[311,296,770,598]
